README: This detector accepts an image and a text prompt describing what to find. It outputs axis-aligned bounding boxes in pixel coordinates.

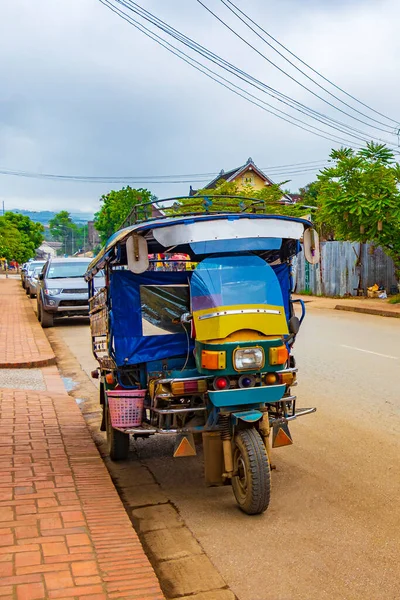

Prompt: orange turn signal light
[264,371,296,386]
[105,373,115,385]
[265,373,278,385]
[201,350,226,370]
[269,345,289,365]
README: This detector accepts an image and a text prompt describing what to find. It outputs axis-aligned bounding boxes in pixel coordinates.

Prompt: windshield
[47,261,91,279]
[31,267,43,277]
[190,254,284,312]
[27,262,44,272]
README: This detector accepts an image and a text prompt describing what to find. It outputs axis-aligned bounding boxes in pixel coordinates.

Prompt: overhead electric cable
[111,0,398,147]
[196,0,398,137]
[98,0,369,147]
[0,160,330,184]
[223,0,399,126]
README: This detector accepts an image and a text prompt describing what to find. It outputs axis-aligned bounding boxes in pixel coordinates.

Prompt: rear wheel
[41,308,54,328]
[106,404,130,461]
[232,428,271,515]
[29,289,35,299]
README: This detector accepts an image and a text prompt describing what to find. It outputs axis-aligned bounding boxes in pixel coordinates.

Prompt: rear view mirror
[38,273,44,280]
[303,228,320,264]
[126,234,149,273]
[289,316,300,335]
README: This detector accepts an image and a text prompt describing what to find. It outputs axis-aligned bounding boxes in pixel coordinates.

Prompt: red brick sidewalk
[0,279,164,600]
[0,279,56,368]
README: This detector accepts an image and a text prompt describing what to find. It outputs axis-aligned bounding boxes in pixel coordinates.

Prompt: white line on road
[341,344,398,360]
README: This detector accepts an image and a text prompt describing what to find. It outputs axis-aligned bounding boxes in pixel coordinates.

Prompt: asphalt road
[53,309,400,600]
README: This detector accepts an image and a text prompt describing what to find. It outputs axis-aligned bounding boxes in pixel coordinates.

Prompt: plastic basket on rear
[107,390,146,428]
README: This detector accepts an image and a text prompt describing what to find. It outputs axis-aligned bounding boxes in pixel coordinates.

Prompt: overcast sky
[1,0,399,214]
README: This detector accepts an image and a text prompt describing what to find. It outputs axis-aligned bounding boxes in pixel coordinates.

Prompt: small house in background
[36,241,63,260]
[189,157,293,203]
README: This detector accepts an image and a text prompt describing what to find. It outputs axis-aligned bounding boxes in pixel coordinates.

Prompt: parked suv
[37,257,103,328]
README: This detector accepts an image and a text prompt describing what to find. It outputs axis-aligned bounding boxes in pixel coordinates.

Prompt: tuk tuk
[85,196,319,514]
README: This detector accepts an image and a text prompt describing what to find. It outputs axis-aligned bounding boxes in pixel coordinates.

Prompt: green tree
[94,187,155,245]
[49,211,79,255]
[166,178,308,218]
[316,142,400,275]
[0,212,44,262]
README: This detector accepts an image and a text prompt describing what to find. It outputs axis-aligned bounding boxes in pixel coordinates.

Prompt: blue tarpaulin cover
[110,258,292,367]
[110,270,193,366]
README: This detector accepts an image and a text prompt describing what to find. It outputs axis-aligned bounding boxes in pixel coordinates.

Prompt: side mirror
[289,316,300,335]
[303,228,320,264]
[38,273,44,280]
[126,234,149,273]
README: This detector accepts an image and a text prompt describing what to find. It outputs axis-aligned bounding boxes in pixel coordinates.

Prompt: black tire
[106,404,130,461]
[25,287,30,296]
[41,307,54,328]
[37,302,42,322]
[232,428,271,515]
[29,290,35,299]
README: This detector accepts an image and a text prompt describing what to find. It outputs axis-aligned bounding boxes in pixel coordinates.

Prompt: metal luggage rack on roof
[121,195,291,228]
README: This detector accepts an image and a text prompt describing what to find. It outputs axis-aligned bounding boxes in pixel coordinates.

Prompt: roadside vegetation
[0,212,44,263]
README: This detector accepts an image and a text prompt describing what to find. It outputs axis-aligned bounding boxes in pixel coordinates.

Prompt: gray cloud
[0,0,399,213]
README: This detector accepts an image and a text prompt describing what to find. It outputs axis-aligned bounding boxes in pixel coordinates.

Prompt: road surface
[52,309,400,600]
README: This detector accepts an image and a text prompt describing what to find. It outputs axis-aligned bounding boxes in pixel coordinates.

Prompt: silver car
[21,260,45,289]
[25,265,44,298]
[37,257,104,328]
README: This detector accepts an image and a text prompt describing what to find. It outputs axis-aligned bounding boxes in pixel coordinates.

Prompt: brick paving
[0,279,56,368]
[0,388,164,599]
[0,279,164,599]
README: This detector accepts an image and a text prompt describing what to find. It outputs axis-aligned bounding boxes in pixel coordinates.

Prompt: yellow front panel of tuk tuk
[193,304,288,342]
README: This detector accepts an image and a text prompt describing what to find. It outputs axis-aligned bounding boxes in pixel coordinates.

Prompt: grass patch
[388,294,400,304]
[297,289,314,296]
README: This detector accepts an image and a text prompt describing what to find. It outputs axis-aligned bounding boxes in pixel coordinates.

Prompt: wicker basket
[107,390,146,428]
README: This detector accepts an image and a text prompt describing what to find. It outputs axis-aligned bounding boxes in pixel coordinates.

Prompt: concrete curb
[0,357,57,368]
[335,305,400,318]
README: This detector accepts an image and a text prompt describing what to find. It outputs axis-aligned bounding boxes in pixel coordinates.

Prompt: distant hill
[10,209,94,226]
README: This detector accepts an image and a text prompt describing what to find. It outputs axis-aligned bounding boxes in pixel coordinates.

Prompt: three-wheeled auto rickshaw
[85,196,319,514]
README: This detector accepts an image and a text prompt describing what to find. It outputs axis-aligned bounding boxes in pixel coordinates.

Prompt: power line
[196,0,397,135]
[223,0,399,126]
[0,161,330,184]
[99,1,377,147]
[110,0,399,148]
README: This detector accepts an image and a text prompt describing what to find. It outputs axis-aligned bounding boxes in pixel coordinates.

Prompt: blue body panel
[232,410,263,423]
[208,384,286,407]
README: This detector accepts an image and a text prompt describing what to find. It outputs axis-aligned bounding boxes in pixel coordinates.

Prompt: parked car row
[21,257,104,328]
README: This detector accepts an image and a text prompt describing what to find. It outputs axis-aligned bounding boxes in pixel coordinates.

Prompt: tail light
[171,379,208,395]
[213,376,230,390]
[264,371,296,386]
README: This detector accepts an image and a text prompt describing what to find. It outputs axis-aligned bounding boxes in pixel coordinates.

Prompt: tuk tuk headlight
[234,347,264,371]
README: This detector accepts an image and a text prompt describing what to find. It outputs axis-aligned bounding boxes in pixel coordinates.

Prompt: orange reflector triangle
[173,434,197,457]
[272,422,293,448]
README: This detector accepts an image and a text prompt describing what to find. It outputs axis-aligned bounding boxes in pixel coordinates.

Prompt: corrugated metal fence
[295,241,398,296]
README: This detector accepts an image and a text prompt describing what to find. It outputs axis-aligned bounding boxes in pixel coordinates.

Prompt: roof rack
[121,195,291,229]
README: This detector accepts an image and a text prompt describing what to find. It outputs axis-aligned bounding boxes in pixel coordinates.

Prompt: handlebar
[292,298,306,325]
